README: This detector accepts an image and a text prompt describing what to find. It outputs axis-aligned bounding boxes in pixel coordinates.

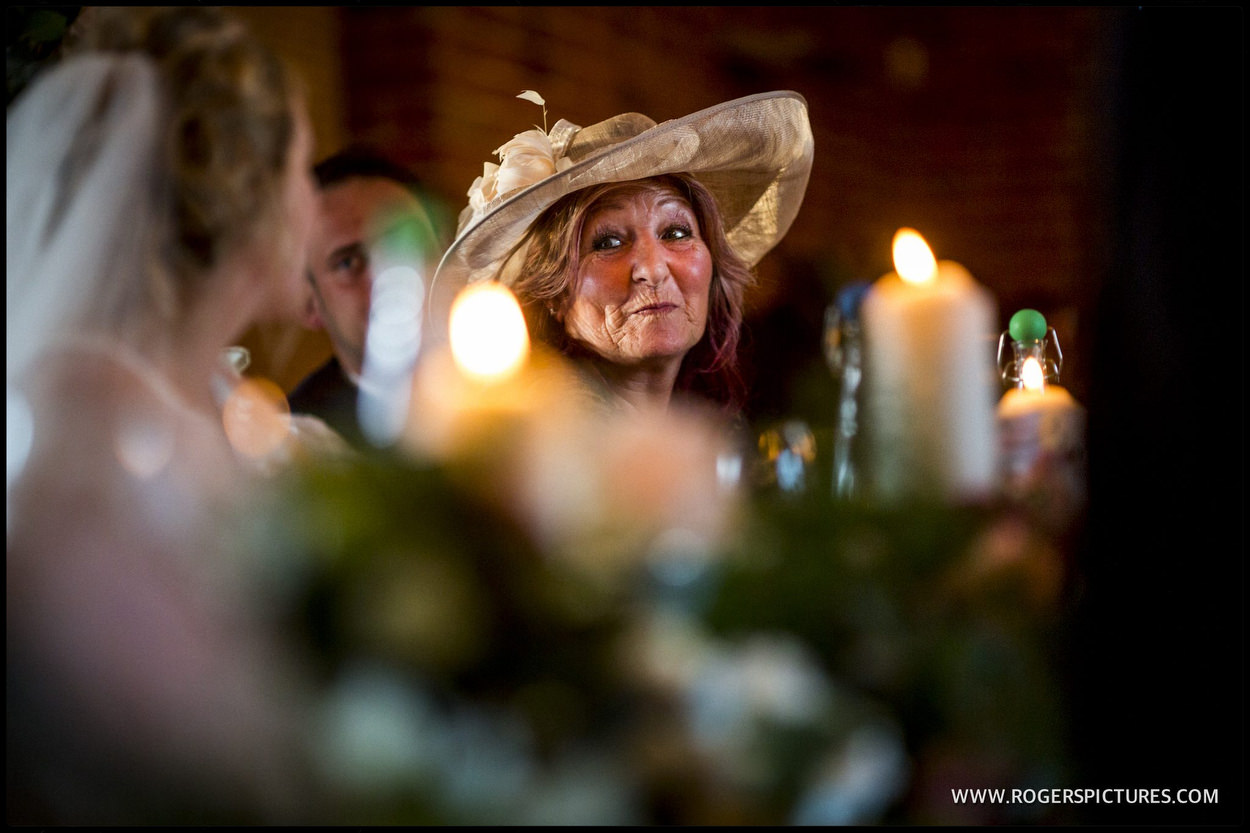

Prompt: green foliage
[250,444,1075,824]
[707,489,1072,819]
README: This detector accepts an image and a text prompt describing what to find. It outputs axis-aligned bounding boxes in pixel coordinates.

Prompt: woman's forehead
[587,180,692,215]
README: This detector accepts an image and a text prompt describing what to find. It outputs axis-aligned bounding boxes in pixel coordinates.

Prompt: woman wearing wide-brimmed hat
[430,90,814,416]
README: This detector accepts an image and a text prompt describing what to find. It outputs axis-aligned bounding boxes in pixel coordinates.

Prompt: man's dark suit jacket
[287,356,367,449]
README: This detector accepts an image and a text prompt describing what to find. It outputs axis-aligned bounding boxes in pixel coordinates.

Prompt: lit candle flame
[893,228,938,285]
[449,282,530,383]
[1021,356,1045,392]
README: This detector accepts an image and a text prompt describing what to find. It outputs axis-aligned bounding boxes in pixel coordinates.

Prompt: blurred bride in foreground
[6,7,322,823]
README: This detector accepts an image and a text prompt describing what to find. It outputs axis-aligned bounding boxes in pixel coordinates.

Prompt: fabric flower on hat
[493,129,562,196]
[464,92,577,226]
[465,163,500,216]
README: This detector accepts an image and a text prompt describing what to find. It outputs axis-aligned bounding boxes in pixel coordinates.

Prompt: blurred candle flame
[892,228,938,285]
[1021,356,1045,392]
[449,282,530,383]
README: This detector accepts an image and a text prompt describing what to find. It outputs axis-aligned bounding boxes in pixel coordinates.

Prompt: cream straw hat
[427,90,814,341]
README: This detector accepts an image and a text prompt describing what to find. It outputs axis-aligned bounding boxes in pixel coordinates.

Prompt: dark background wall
[1070,7,1243,824]
[333,6,1115,419]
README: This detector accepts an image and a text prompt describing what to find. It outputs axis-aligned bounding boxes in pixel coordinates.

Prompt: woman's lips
[632,302,678,316]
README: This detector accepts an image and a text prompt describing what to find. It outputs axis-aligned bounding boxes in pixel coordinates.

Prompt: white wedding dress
[6,50,318,824]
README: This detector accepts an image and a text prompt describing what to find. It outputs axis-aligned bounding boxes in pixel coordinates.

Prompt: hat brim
[426,90,814,343]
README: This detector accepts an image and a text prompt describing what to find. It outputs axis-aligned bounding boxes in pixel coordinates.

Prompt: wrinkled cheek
[566,305,610,342]
[678,305,708,351]
[689,303,709,334]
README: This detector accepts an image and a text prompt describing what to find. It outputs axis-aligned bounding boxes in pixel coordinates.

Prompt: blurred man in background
[291,148,443,447]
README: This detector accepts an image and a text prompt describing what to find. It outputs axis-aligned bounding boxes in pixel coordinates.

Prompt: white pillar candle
[860,229,999,502]
[997,355,1085,501]
[997,357,1079,421]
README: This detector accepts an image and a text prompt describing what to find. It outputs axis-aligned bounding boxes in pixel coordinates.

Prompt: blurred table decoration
[249,452,1075,824]
[240,379,1073,822]
[232,267,1083,824]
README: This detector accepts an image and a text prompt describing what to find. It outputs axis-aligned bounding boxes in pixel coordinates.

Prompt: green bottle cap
[1009,308,1047,342]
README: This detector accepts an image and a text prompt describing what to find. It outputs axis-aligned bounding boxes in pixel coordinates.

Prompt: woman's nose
[630,237,669,285]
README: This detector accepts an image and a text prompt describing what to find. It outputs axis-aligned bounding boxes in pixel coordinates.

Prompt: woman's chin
[616,344,696,369]
[616,331,704,367]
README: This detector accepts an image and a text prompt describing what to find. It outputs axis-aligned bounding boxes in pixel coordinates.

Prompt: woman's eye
[663,224,693,240]
[592,233,622,251]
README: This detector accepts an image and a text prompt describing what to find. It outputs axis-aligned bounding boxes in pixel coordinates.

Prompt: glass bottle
[824,282,870,499]
[995,308,1086,529]
[996,308,1062,390]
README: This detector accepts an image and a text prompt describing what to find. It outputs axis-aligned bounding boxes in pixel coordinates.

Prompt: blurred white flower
[670,632,842,792]
[439,705,536,822]
[312,663,444,795]
[734,634,836,725]
[688,634,833,748]
[790,723,910,825]
[621,608,718,695]
[512,396,742,585]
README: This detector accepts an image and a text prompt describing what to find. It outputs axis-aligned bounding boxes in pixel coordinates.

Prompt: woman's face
[561,182,713,369]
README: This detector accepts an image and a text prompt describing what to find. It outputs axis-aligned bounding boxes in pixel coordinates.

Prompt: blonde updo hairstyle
[65,6,301,316]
